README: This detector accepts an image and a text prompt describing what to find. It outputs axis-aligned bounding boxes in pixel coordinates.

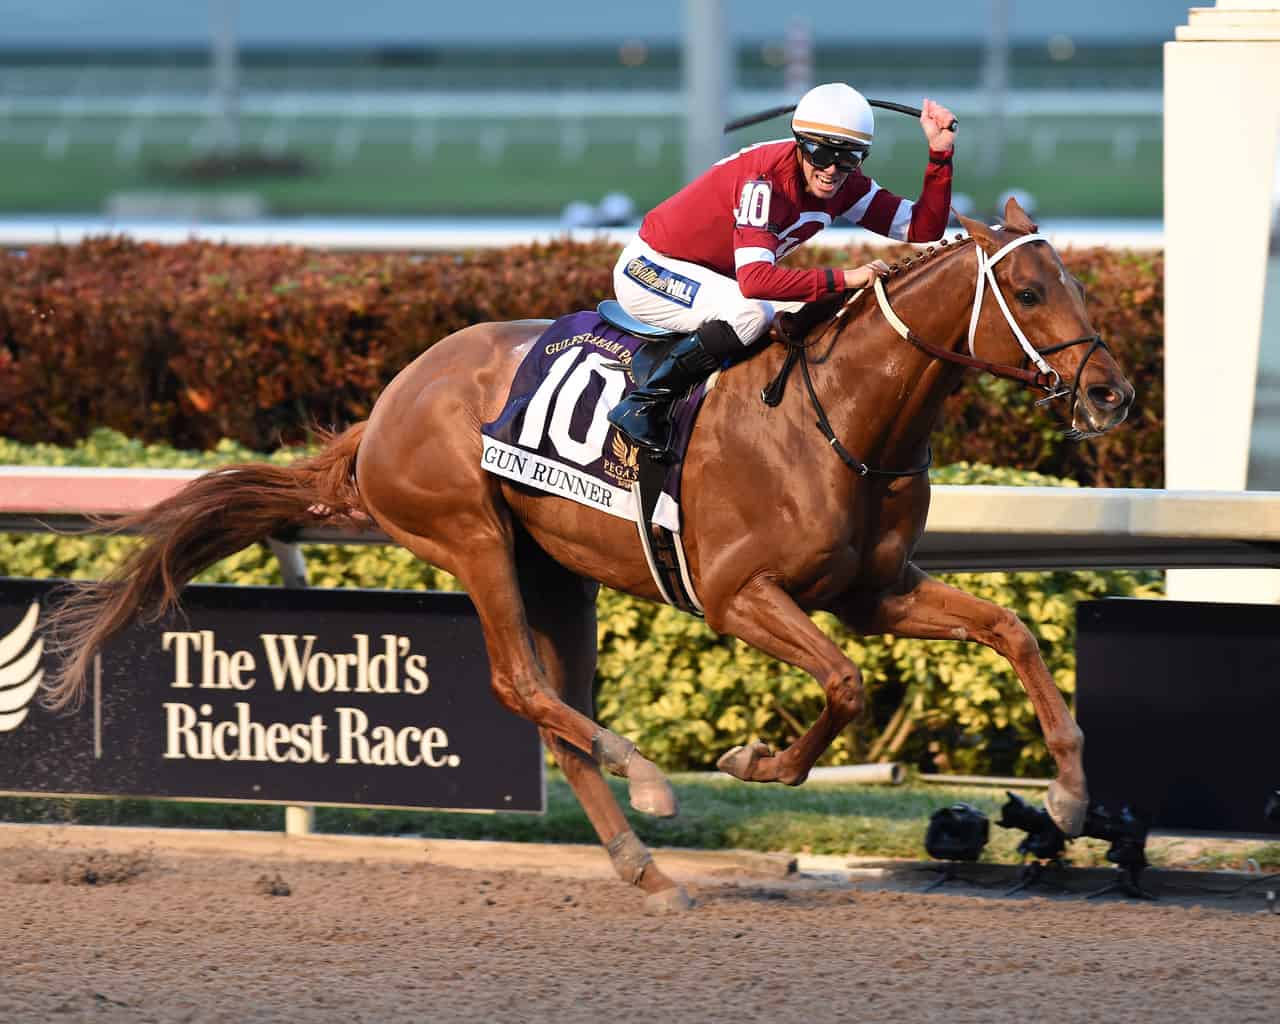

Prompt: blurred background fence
[0,24,1169,221]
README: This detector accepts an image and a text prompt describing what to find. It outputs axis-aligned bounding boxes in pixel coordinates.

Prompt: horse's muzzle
[1074,377,1135,437]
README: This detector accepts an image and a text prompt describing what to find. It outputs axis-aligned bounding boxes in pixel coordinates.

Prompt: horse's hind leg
[356,361,673,814]
[516,531,692,913]
[377,504,677,819]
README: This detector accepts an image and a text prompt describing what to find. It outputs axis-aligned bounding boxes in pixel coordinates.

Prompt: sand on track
[0,824,1276,1024]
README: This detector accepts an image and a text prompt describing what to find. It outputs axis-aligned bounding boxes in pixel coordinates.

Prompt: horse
[42,199,1134,913]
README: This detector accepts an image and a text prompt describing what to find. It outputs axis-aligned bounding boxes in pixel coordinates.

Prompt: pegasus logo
[0,604,43,733]
[611,432,640,472]
[602,431,641,487]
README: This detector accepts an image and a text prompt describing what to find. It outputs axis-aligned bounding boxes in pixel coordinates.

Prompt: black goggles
[796,137,866,172]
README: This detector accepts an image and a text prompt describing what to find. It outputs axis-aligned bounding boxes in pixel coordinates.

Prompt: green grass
[0,113,1162,218]
[4,771,1275,871]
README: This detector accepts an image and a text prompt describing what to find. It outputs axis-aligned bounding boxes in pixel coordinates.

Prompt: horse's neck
[801,250,976,472]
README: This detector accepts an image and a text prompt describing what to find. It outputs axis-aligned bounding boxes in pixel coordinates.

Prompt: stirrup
[610,407,676,461]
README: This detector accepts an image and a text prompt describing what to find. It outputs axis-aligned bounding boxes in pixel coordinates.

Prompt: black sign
[1076,598,1280,836]
[0,578,543,812]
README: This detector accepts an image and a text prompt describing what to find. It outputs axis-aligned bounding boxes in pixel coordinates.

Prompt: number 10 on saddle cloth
[480,310,712,536]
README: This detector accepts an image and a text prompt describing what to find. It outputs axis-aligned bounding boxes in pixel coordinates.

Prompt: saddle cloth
[480,310,712,533]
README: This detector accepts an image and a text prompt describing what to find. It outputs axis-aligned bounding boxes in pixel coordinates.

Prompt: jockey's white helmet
[791,83,874,155]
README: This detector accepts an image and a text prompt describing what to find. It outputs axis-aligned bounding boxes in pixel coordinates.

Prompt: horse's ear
[1002,195,1039,234]
[954,211,1002,256]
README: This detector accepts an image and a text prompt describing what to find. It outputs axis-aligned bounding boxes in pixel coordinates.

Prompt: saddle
[596,299,684,387]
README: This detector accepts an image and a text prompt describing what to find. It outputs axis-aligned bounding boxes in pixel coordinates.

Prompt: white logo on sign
[0,604,42,733]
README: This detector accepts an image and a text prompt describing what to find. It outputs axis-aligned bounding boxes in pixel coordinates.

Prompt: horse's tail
[42,422,369,711]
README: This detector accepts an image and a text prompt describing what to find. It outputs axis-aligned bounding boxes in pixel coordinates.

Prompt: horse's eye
[1016,288,1038,306]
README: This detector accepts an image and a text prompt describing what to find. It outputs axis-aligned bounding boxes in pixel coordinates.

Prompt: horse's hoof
[1046,780,1088,837]
[629,774,679,818]
[717,740,770,781]
[644,886,695,915]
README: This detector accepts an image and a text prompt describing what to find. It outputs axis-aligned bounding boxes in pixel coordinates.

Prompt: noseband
[1035,334,1110,440]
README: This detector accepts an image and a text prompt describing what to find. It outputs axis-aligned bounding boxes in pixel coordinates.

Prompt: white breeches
[612,236,804,345]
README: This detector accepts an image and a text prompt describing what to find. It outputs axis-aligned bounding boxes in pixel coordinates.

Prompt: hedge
[0,430,1162,777]
[0,238,1162,486]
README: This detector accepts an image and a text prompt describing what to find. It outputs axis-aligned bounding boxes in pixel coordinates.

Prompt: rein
[761,328,932,479]
[792,336,933,478]
[763,232,1111,475]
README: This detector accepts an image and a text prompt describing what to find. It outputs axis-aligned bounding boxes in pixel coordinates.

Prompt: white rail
[0,217,1166,253]
[2,468,1278,572]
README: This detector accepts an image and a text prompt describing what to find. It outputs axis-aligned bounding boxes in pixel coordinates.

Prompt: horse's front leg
[708,577,866,786]
[831,562,1088,836]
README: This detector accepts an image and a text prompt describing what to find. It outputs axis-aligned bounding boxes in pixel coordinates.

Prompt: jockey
[607,82,957,458]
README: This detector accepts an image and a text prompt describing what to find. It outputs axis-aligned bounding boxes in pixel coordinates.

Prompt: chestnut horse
[44,200,1133,913]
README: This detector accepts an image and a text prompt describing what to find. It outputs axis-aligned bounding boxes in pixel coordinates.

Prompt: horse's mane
[881,231,976,284]
[780,232,979,345]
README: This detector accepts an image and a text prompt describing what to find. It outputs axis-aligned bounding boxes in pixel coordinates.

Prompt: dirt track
[1,825,1276,1024]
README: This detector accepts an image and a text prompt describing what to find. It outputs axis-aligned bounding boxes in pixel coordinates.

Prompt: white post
[1163,2,1280,603]
[284,804,315,837]
[683,0,729,184]
[783,18,813,97]
[210,0,240,153]
[979,0,1010,180]
[268,538,315,835]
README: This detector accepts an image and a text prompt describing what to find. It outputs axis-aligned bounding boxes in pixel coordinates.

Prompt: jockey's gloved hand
[920,97,957,153]
[840,260,892,290]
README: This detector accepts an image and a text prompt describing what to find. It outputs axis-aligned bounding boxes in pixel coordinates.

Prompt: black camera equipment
[995,791,1069,895]
[922,802,990,891]
[1081,803,1155,900]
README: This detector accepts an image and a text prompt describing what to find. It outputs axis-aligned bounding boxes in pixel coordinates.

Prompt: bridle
[877,232,1112,441]
[763,231,1113,476]
[972,233,1112,419]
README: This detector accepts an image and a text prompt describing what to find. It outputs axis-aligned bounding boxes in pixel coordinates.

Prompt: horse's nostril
[1087,385,1123,410]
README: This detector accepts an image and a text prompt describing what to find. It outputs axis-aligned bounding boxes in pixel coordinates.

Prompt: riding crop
[725,98,958,134]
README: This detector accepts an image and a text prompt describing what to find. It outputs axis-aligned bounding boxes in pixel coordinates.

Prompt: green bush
[1,430,1161,777]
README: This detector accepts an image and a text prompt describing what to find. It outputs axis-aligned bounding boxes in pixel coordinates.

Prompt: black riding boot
[608,322,735,459]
